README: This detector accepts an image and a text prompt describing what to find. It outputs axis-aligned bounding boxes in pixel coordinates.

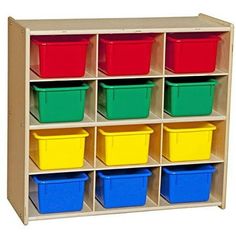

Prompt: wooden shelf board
[30,70,95,82]
[165,68,228,77]
[30,114,95,130]
[159,195,221,209]
[28,199,93,221]
[17,16,230,35]
[161,154,223,166]
[98,69,163,79]
[29,158,94,175]
[163,110,226,123]
[96,156,160,170]
[95,196,157,212]
[97,112,162,126]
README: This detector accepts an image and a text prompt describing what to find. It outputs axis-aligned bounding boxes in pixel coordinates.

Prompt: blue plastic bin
[161,165,216,203]
[30,172,88,214]
[96,168,152,208]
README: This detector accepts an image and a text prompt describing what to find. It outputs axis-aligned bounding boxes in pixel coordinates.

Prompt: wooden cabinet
[8,14,233,224]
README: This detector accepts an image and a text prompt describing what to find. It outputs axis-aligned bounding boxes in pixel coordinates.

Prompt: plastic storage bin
[97,125,153,166]
[30,82,89,123]
[96,168,152,208]
[99,34,154,76]
[164,78,217,116]
[161,165,216,203]
[30,35,89,78]
[30,128,89,170]
[163,122,216,162]
[166,33,220,73]
[98,80,155,120]
[30,172,88,213]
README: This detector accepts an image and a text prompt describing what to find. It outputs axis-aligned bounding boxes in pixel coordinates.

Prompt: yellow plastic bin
[97,125,153,166]
[30,128,89,170]
[163,122,216,162]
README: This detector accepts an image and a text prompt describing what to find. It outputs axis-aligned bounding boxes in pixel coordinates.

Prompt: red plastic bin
[166,33,220,73]
[99,34,154,76]
[30,35,89,78]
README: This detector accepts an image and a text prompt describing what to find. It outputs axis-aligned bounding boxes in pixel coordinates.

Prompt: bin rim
[165,78,217,87]
[32,128,89,140]
[97,169,152,179]
[98,125,154,136]
[32,173,89,184]
[99,80,155,89]
[99,35,155,45]
[167,34,221,43]
[162,165,216,175]
[31,36,90,46]
[32,83,89,92]
[163,122,216,133]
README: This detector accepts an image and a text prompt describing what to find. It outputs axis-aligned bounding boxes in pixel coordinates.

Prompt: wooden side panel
[221,25,234,208]
[7,17,30,224]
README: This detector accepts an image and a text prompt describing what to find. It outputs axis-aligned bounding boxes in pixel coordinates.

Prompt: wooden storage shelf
[159,195,222,208]
[29,158,95,175]
[28,200,93,221]
[98,69,164,79]
[161,154,224,166]
[8,14,233,225]
[30,70,96,82]
[30,113,95,129]
[95,197,157,212]
[97,112,162,125]
[96,156,160,170]
[165,68,228,77]
[163,110,226,123]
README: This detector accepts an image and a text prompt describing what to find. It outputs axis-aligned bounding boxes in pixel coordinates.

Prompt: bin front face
[30,136,86,170]
[32,88,87,123]
[30,180,86,213]
[166,36,219,73]
[163,130,214,162]
[30,39,89,78]
[164,83,216,116]
[99,38,153,76]
[161,171,213,203]
[97,133,150,165]
[98,86,153,119]
[96,175,149,208]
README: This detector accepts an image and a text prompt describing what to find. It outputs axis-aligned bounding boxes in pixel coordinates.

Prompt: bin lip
[98,125,154,136]
[32,173,89,184]
[97,169,152,179]
[32,128,89,140]
[99,34,155,44]
[162,165,216,175]
[31,36,89,46]
[163,122,216,133]
[165,78,217,87]
[32,83,89,92]
[167,34,220,43]
[99,80,155,89]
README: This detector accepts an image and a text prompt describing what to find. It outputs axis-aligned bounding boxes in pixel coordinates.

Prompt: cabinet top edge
[9,15,232,35]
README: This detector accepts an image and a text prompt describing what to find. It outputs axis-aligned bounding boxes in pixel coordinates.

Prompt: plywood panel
[149,124,161,163]
[148,167,160,205]
[7,17,30,224]
[17,16,230,35]
[150,33,165,74]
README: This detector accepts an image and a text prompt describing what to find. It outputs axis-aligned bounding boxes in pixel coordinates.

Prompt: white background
[0,0,235,234]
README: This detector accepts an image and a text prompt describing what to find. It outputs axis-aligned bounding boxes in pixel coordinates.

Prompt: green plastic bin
[31,82,89,123]
[98,80,155,120]
[164,78,217,117]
